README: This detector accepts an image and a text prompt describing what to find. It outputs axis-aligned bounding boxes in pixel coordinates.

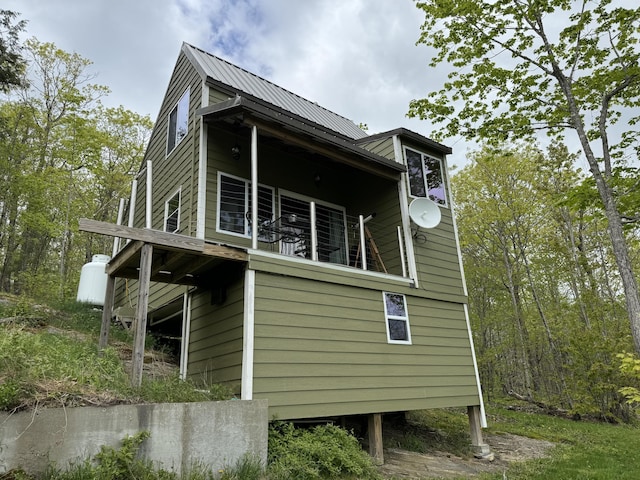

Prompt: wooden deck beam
[79,218,248,285]
[79,217,250,387]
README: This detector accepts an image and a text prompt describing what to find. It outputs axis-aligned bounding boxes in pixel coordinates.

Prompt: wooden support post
[468,405,492,459]
[368,413,384,465]
[131,243,153,388]
[99,274,116,350]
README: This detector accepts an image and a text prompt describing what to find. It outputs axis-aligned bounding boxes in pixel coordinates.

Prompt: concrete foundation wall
[0,400,268,475]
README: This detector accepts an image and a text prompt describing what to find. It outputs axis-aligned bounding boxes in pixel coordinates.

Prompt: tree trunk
[500,236,535,398]
[558,74,640,355]
[573,132,640,352]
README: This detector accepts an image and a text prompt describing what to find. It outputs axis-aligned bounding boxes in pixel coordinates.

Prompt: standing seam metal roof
[183,43,368,141]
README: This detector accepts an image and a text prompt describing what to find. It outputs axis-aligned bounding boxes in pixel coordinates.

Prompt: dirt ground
[378,433,555,479]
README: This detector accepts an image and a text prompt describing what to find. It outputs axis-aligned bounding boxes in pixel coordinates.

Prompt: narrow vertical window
[405,148,427,197]
[167,89,190,155]
[383,292,412,344]
[404,147,447,206]
[424,155,446,205]
[164,189,181,233]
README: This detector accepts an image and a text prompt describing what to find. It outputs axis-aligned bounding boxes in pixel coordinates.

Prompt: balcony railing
[250,201,406,277]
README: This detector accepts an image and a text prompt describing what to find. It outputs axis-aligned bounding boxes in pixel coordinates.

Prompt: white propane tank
[76,254,111,306]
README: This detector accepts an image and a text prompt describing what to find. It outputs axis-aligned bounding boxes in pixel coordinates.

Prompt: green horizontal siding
[251,271,479,419]
[254,363,475,378]
[115,52,203,311]
[187,279,244,390]
[249,253,412,292]
[413,207,466,300]
[274,396,481,420]
[357,136,396,160]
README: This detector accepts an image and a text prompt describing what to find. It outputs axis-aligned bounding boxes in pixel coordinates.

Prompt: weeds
[0,297,233,410]
[383,409,473,458]
[29,432,264,480]
[268,421,381,480]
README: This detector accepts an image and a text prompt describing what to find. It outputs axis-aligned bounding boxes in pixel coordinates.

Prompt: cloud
[5,0,472,165]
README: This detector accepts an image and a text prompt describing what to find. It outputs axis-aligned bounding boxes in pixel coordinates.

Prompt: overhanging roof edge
[196,97,406,175]
[358,128,453,155]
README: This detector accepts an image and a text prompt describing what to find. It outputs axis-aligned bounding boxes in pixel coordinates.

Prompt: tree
[12,39,109,288]
[454,143,634,418]
[409,0,640,354]
[0,10,26,91]
[0,39,152,299]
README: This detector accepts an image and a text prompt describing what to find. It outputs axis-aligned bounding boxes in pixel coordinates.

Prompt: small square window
[383,292,412,344]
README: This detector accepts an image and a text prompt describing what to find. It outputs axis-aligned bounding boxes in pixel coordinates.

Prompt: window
[279,193,348,264]
[164,189,181,233]
[217,173,274,238]
[405,147,447,206]
[167,89,190,155]
[383,292,412,344]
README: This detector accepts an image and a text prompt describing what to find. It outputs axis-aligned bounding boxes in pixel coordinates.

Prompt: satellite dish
[409,198,441,229]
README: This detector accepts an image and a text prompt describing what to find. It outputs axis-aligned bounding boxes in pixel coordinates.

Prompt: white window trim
[164,187,181,233]
[278,189,346,214]
[166,87,190,156]
[249,249,414,287]
[404,146,448,208]
[382,291,412,345]
[278,188,349,259]
[393,135,419,288]
[216,171,275,239]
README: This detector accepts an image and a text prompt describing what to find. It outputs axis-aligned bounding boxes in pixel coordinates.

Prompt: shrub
[35,432,263,480]
[268,422,381,480]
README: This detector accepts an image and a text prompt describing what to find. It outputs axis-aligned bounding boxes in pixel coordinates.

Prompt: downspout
[196,84,209,239]
[392,135,419,288]
[446,157,487,428]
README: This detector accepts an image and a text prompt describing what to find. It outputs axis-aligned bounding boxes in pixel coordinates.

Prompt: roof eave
[196,97,406,179]
[358,128,453,155]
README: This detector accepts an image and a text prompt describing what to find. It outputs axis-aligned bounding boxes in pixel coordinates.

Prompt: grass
[380,406,640,480]
[4,293,640,479]
[383,409,474,457]
[0,294,233,411]
[476,406,640,480]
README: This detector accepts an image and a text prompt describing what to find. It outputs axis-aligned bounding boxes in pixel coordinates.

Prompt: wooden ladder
[354,226,387,274]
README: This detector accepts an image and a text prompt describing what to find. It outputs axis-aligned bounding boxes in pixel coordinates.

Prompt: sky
[4,0,476,169]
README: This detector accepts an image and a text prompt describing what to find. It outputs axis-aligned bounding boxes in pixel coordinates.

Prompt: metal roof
[183,43,368,140]
[358,128,453,155]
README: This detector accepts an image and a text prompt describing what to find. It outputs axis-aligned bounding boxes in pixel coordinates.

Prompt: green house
[88,42,488,458]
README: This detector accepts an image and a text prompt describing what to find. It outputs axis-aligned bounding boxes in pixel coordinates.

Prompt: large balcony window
[216,171,401,276]
[278,192,348,265]
[217,173,274,238]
